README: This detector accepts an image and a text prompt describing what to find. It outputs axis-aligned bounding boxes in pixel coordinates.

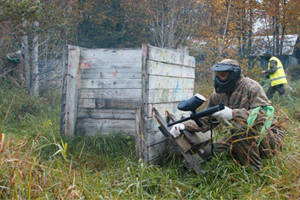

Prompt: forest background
[0,0,300,199]
[1,0,300,95]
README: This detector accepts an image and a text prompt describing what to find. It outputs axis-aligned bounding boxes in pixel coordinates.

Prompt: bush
[286,64,300,81]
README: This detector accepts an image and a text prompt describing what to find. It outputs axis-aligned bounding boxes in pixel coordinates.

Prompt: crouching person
[170,59,285,170]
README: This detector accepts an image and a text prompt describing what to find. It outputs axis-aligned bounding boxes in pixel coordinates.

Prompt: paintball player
[263,50,288,99]
[170,59,284,170]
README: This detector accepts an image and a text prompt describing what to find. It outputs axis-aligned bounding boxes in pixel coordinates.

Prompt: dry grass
[0,80,299,199]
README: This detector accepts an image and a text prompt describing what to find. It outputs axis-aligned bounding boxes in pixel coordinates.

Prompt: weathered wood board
[79,88,141,100]
[147,88,194,103]
[148,45,195,67]
[61,46,142,136]
[79,48,142,66]
[60,45,81,137]
[137,44,196,164]
[77,108,137,120]
[152,107,203,174]
[76,118,136,136]
[61,44,196,165]
[77,48,142,135]
[80,68,141,79]
[148,76,194,89]
[147,60,195,78]
[80,79,141,89]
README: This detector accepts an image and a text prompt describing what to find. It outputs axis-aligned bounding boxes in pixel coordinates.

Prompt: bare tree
[220,0,232,56]
[21,21,31,90]
[1,0,79,95]
[31,19,39,96]
[141,0,199,48]
[259,0,289,56]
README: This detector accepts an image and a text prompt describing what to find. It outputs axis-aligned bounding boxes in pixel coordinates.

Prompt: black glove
[265,74,270,79]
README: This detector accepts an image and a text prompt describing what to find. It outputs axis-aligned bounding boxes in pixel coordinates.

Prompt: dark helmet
[210,59,241,93]
[263,49,272,59]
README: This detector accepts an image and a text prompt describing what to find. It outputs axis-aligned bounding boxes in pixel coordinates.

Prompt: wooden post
[137,44,149,161]
[61,45,81,137]
[153,107,204,174]
[135,107,144,160]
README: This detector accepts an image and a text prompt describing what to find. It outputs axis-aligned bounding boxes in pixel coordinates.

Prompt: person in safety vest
[263,50,288,99]
[170,59,285,170]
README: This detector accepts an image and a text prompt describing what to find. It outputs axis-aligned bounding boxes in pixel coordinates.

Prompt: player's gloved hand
[212,106,233,121]
[170,123,185,138]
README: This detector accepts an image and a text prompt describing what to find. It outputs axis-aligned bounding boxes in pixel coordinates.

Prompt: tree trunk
[160,2,165,47]
[21,21,31,93]
[275,0,280,55]
[247,0,253,58]
[272,16,276,55]
[220,0,232,56]
[31,20,39,96]
[168,0,175,48]
[280,0,287,55]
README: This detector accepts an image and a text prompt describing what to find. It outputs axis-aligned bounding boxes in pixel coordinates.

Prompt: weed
[0,80,299,199]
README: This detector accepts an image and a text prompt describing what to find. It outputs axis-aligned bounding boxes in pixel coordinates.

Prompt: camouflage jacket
[184,76,272,132]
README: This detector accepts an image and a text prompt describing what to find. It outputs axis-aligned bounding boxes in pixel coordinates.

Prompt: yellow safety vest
[268,56,287,86]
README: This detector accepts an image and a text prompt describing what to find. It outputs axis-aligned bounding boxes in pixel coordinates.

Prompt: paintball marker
[167,94,225,127]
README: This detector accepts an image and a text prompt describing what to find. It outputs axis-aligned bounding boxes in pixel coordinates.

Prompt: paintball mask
[210,59,241,93]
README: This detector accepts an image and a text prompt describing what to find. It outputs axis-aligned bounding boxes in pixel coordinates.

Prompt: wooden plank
[79,88,142,100]
[147,45,195,67]
[147,142,167,163]
[139,44,150,162]
[147,102,188,118]
[146,130,167,146]
[78,98,141,109]
[95,98,141,109]
[76,118,136,136]
[80,68,141,79]
[80,48,142,66]
[152,107,202,173]
[138,45,197,164]
[78,108,136,120]
[64,45,81,137]
[135,108,148,160]
[78,98,95,108]
[147,88,194,104]
[148,76,194,90]
[147,60,195,78]
[60,58,67,136]
[80,79,141,89]
[80,63,141,71]
[146,112,186,133]
[80,66,141,73]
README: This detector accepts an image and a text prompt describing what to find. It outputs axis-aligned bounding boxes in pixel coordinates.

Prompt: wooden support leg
[153,107,205,174]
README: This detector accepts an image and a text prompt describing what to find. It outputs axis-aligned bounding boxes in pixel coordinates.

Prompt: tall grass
[0,80,299,199]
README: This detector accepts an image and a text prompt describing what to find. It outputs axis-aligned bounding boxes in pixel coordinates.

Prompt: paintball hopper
[178,94,207,112]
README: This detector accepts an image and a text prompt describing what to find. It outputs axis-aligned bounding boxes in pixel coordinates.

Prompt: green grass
[0,80,299,199]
